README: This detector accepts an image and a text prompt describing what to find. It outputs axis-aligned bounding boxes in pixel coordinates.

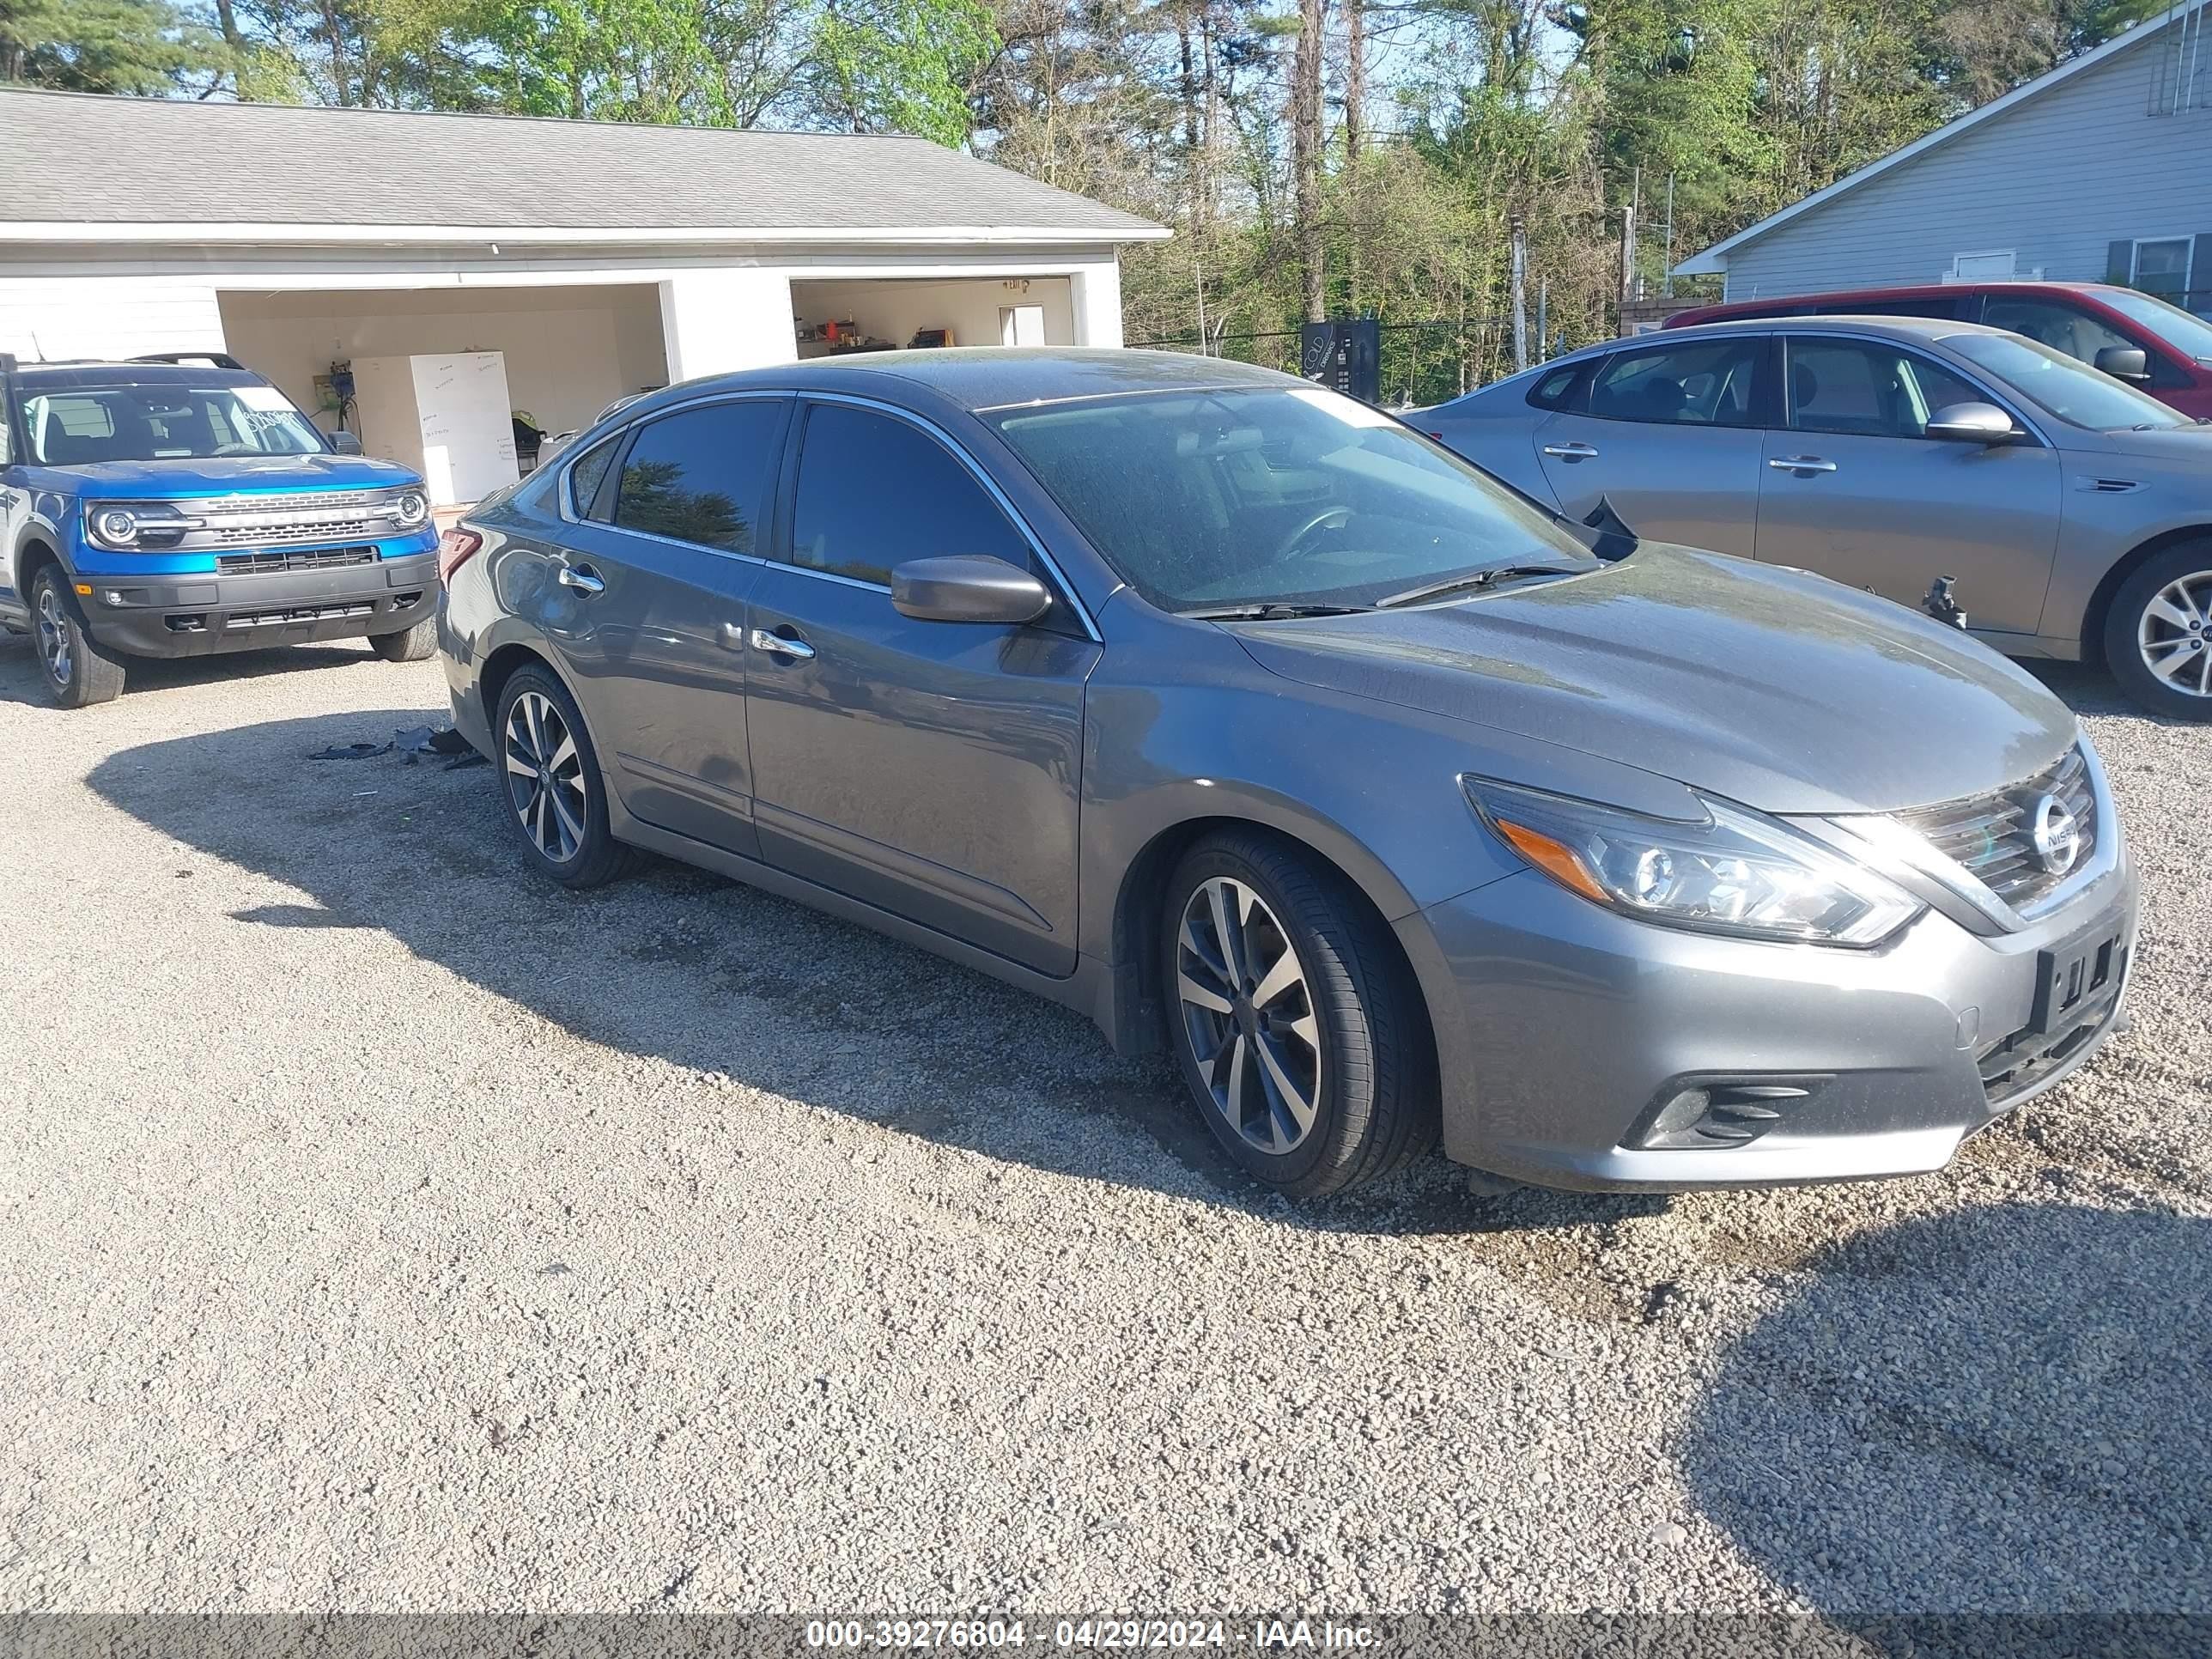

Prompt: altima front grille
[1892,744,2100,914]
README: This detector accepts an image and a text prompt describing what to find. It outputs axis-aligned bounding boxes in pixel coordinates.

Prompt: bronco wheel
[494,665,633,887]
[366,617,437,663]
[29,566,126,708]
[2106,542,2212,720]
[1162,830,1437,1197]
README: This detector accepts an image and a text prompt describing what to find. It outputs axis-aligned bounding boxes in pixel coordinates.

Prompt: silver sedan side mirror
[1925,402,2023,444]
[890,555,1052,625]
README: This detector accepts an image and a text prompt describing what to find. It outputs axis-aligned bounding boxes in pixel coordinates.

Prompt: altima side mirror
[1924,402,2022,444]
[2093,344,2152,384]
[890,554,1052,625]
[328,429,362,454]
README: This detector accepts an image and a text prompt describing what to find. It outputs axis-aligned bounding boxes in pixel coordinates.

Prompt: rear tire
[29,566,126,708]
[1161,830,1438,1197]
[367,617,438,664]
[2105,542,2212,720]
[492,665,634,889]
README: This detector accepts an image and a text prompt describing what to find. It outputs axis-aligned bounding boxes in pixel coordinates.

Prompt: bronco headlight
[1464,776,1923,947]
[391,489,430,528]
[85,502,191,550]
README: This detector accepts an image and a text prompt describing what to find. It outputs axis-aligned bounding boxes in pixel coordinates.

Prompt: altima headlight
[1464,776,1923,947]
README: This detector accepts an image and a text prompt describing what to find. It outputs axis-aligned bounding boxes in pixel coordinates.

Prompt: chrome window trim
[1776,326,2055,448]
[790,389,1103,644]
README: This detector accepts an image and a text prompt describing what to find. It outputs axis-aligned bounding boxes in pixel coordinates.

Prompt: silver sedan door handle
[1769,456,1838,474]
[750,627,816,661]
[556,562,605,594]
[1541,441,1600,460]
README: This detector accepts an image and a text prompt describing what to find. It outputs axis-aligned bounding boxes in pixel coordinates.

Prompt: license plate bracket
[2031,923,2127,1036]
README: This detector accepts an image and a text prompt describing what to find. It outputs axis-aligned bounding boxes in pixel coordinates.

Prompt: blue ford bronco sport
[0,352,441,707]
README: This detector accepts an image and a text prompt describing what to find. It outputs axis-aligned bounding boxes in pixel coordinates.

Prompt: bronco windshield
[985,382,1597,611]
[14,380,328,465]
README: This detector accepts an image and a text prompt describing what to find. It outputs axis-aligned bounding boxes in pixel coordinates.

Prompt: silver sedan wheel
[503,690,588,863]
[34,585,70,687]
[2138,568,2212,697]
[1175,877,1323,1155]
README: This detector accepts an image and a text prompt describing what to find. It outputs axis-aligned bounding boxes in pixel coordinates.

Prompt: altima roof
[0,89,1165,240]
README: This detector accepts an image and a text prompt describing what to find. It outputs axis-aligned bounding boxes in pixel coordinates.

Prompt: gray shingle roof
[0,89,1165,239]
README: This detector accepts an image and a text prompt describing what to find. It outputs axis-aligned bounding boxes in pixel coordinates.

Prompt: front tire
[29,567,126,708]
[2105,542,2212,720]
[366,617,438,663]
[493,665,633,888]
[1162,830,1437,1197]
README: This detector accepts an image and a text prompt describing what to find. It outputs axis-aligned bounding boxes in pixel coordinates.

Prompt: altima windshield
[1939,333,2191,430]
[2100,289,2212,364]
[985,382,1597,611]
[14,380,327,465]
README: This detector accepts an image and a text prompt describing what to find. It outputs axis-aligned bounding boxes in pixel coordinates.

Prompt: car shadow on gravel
[0,635,376,707]
[81,703,1670,1237]
[1681,1201,2211,1633]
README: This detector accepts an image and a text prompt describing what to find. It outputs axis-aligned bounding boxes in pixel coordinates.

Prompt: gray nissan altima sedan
[437,349,2135,1197]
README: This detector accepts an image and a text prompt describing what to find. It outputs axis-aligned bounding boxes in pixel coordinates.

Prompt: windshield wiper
[1375,563,1582,610]
[1181,602,1372,621]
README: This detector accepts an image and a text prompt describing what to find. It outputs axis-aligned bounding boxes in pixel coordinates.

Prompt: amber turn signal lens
[1492,817,1611,906]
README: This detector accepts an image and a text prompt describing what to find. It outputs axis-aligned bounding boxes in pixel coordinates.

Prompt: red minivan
[1666,282,2212,419]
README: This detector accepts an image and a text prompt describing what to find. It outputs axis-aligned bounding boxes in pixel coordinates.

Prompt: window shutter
[2193,234,2212,308]
[2106,240,2135,285]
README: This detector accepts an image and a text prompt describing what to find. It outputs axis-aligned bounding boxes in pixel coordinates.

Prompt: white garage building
[0,90,1165,451]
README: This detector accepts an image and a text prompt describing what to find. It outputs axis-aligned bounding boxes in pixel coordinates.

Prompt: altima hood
[1229,544,2076,816]
[23,453,418,496]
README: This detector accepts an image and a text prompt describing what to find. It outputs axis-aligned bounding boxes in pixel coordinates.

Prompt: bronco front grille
[216,546,378,574]
[1892,744,2099,915]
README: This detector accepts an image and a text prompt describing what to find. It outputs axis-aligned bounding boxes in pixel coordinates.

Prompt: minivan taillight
[437,527,483,581]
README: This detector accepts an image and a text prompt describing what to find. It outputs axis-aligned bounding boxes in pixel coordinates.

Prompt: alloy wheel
[503,690,588,863]
[2137,569,2212,698]
[1175,876,1322,1154]
[34,585,70,687]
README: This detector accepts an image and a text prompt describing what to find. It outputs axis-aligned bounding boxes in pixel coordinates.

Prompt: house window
[2131,237,2193,301]
[1948,250,2019,281]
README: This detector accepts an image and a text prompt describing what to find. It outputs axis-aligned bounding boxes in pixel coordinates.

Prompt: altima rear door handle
[1769,456,1838,474]
[1541,441,1600,460]
[750,627,816,661]
[556,562,605,594]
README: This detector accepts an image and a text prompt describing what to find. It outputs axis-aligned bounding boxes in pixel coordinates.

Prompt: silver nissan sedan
[1421,315,2212,720]
[438,349,2136,1197]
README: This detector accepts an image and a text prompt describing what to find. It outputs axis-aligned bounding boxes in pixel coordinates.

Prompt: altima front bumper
[1396,855,2136,1191]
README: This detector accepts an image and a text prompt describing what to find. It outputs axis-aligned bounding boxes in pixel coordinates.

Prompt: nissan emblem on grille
[2031,793,2082,875]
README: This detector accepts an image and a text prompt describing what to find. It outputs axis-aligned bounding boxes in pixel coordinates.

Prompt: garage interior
[788,275,1074,356]
[216,284,670,483]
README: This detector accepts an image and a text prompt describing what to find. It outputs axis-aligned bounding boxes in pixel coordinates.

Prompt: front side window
[15,381,325,465]
[609,400,784,553]
[788,404,1031,587]
[1586,339,1759,427]
[1939,331,2189,430]
[1982,298,2136,367]
[1784,340,1988,439]
[986,384,1596,612]
[2100,287,2212,363]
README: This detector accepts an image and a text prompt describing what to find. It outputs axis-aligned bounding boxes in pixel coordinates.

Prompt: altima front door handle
[750,627,817,661]
[1769,456,1838,474]
[1541,441,1601,460]
[556,562,605,594]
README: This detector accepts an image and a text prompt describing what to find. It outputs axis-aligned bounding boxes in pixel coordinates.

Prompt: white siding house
[1676,0,2212,309]
[0,91,1166,441]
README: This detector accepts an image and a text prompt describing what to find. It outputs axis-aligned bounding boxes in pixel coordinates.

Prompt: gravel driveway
[1,635,2206,1628]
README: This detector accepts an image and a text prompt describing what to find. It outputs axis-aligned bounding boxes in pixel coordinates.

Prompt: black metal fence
[1127,317,1522,410]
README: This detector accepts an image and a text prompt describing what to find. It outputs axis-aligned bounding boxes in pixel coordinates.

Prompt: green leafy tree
[0,0,223,91]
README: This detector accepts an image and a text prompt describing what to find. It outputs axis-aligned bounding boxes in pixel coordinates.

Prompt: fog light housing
[1626,1074,1828,1150]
